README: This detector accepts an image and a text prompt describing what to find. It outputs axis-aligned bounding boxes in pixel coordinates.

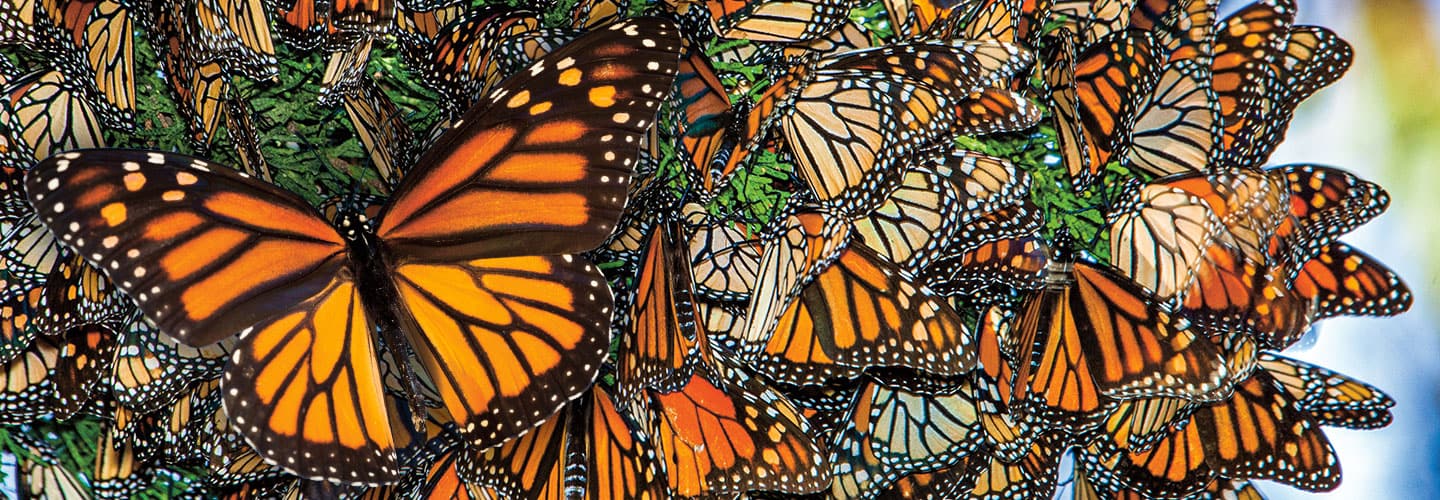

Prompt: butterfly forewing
[377,18,683,261]
[25,150,350,347]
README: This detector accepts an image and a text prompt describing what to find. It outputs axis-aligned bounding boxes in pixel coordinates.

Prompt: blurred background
[1247,0,1440,498]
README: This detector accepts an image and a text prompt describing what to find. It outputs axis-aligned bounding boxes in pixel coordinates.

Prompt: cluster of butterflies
[0,0,1414,498]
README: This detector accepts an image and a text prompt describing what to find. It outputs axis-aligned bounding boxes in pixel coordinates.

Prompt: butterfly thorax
[1042,232,1078,289]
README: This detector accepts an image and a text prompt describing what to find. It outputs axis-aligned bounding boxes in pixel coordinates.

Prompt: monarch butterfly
[683,204,761,302]
[34,0,135,125]
[1171,166,1406,349]
[852,151,1031,275]
[148,0,231,146]
[1007,246,1230,431]
[0,325,116,424]
[706,0,853,43]
[641,356,831,497]
[879,0,960,39]
[1257,352,1393,430]
[779,17,1044,139]
[1,70,106,163]
[93,427,147,499]
[1086,368,1339,497]
[670,44,734,191]
[14,433,95,499]
[24,18,682,483]
[609,218,830,497]
[410,8,543,114]
[922,203,1047,301]
[161,0,278,78]
[1225,24,1352,169]
[1045,28,1164,187]
[119,378,222,464]
[319,36,374,101]
[737,210,977,386]
[829,377,988,498]
[967,305,1037,463]
[1268,163,1388,276]
[616,220,707,396]
[341,79,416,186]
[1121,60,1222,178]
[1118,169,1292,341]
[1107,177,1223,300]
[724,40,1033,214]
[1279,241,1411,343]
[781,20,872,61]
[1210,0,1293,167]
[456,384,666,499]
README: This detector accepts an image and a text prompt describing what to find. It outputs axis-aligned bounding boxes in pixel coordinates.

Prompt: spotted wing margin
[24,150,349,346]
[222,274,399,484]
[376,18,682,262]
[752,244,976,386]
[390,255,612,450]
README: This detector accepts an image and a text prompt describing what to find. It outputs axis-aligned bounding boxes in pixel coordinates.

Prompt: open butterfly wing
[377,18,682,261]
[391,255,612,450]
[25,150,350,347]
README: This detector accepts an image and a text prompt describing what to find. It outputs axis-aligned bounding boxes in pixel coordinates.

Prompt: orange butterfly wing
[617,222,703,396]
[646,363,829,496]
[376,18,682,261]
[221,274,399,482]
[1105,370,1339,497]
[390,255,612,449]
[25,151,349,347]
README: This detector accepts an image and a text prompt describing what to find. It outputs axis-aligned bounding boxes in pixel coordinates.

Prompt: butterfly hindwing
[391,254,613,450]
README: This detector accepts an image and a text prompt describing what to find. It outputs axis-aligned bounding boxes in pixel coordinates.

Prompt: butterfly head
[335,210,377,242]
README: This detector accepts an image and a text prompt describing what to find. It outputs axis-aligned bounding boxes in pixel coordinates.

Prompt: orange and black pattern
[0,1,1413,498]
[22,18,681,485]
